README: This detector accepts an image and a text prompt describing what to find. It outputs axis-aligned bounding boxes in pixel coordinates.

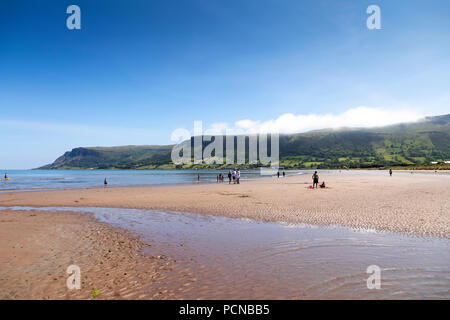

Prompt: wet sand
[0,172,449,237]
[2,206,449,299]
[0,209,175,299]
[0,172,449,299]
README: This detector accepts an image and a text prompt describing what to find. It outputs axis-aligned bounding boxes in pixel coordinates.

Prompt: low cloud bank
[206,106,425,135]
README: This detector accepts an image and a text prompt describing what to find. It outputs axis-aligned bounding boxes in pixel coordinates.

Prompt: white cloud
[207,106,425,134]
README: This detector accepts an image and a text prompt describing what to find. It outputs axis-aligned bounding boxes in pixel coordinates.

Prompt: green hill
[38,145,174,170]
[38,114,450,170]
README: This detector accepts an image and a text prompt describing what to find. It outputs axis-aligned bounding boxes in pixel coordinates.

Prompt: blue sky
[1,0,449,168]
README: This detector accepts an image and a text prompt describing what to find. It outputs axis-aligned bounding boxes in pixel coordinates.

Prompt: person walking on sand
[277,171,280,178]
[104,178,108,187]
[312,171,319,189]
[232,170,236,184]
[236,169,241,184]
[389,169,393,177]
[283,171,285,177]
[228,170,232,184]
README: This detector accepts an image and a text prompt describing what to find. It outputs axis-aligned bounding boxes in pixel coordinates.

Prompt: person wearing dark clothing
[312,171,319,189]
[228,171,232,184]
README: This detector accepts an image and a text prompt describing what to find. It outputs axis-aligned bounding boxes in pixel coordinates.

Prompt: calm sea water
[0,169,447,193]
[0,169,270,192]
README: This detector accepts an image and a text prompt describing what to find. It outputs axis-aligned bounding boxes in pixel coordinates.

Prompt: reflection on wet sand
[4,206,449,299]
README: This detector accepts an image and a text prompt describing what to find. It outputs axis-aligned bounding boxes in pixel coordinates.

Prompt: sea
[0,168,448,193]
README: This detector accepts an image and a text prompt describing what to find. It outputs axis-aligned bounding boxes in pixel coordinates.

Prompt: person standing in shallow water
[312,171,319,189]
[104,178,108,187]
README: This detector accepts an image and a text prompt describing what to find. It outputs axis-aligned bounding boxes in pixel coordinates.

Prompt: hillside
[38,114,450,169]
[38,145,174,170]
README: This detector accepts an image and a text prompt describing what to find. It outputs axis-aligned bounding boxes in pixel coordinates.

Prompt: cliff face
[38,146,173,169]
[50,148,101,166]
[37,114,450,169]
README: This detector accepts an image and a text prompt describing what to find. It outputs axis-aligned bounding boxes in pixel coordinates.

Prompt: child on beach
[236,169,240,184]
[228,171,232,184]
[232,170,236,184]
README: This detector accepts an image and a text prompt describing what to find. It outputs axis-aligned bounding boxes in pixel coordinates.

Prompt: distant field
[388,163,450,171]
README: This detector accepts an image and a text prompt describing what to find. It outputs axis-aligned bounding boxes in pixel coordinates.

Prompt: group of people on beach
[216,169,241,184]
[103,168,398,189]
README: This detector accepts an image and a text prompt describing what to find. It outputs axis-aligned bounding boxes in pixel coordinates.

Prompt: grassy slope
[38,114,450,169]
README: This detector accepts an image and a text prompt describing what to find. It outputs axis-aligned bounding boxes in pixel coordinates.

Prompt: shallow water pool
[2,206,449,299]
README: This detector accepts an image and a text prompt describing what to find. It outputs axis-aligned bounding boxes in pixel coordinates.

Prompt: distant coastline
[36,114,450,171]
[33,163,450,171]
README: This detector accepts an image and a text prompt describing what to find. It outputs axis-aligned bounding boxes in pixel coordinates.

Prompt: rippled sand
[1,171,449,299]
[0,172,448,237]
[1,206,448,299]
[0,210,175,299]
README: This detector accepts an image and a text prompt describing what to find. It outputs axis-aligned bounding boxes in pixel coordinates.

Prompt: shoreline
[0,172,449,237]
[1,171,449,299]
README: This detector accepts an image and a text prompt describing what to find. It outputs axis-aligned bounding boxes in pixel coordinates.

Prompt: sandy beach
[1,172,449,237]
[0,209,176,299]
[1,171,449,300]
